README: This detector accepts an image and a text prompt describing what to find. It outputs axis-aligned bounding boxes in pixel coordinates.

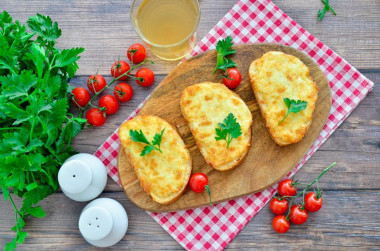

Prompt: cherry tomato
[289,205,308,225]
[113,83,133,102]
[99,95,119,115]
[135,68,155,87]
[86,108,106,127]
[269,197,289,215]
[87,74,107,94]
[278,179,297,197]
[111,60,130,80]
[71,87,90,107]
[189,173,212,205]
[127,43,147,64]
[272,215,290,234]
[304,192,323,212]
[223,68,241,89]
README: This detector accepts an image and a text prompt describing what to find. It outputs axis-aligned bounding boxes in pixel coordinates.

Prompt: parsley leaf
[213,36,237,74]
[215,113,242,148]
[0,11,84,250]
[278,98,308,125]
[129,128,165,156]
[318,0,337,21]
[129,129,150,145]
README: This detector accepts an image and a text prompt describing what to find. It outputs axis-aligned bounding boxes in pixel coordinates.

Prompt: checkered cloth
[94,0,374,250]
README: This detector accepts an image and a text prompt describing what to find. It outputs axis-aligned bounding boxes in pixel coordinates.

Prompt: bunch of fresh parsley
[213,35,237,74]
[0,11,85,250]
[215,113,242,148]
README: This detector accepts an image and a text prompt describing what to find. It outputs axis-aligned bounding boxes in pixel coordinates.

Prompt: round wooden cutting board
[117,44,332,212]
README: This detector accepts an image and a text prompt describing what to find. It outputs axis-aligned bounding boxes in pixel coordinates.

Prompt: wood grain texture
[1,190,380,250]
[0,0,379,249]
[117,44,332,212]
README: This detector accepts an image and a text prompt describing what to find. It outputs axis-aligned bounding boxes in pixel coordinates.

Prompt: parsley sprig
[129,128,165,156]
[0,11,84,250]
[215,113,242,148]
[318,0,336,21]
[213,35,237,74]
[278,98,308,125]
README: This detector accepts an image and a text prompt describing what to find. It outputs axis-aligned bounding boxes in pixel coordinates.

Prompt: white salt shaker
[58,153,107,202]
[79,198,128,247]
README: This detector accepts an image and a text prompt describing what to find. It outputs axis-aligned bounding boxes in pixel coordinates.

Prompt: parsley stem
[278,111,290,125]
[154,145,163,153]
[9,194,22,233]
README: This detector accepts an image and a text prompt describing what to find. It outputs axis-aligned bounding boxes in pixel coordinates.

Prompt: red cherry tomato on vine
[86,108,106,127]
[223,68,241,89]
[269,197,289,215]
[189,173,212,205]
[111,60,130,80]
[135,68,155,87]
[272,215,290,234]
[71,87,90,107]
[127,43,147,64]
[99,95,119,115]
[278,179,297,197]
[289,205,308,225]
[113,83,133,102]
[87,74,107,94]
[304,192,323,212]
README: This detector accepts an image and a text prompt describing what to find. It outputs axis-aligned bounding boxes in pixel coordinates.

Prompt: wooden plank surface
[1,0,379,250]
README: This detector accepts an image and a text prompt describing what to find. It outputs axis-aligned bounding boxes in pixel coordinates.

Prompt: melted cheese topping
[118,115,190,200]
[180,83,252,168]
[249,51,319,145]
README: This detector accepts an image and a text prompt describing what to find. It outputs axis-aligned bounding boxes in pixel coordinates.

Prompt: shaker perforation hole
[73,174,76,178]
[97,225,99,228]
[89,223,91,226]
[96,217,98,220]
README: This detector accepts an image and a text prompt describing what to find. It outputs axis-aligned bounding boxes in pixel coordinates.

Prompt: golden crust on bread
[180,82,252,171]
[118,115,191,204]
[249,51,319,146]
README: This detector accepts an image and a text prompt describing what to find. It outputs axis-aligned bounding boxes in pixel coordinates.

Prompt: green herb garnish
[130,128,165,156]
[213,35,237,74]
[318,0,336,21]
[0,11,84,250]
[278,98,308,125]
[215,113,242,148]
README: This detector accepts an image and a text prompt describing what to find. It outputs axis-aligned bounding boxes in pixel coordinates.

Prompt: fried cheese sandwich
[249,51,319,146]
[180,82,252,171]
[118,115,191,204]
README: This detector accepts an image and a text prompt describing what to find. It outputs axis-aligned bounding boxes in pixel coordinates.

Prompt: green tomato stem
[285,162,336,217]
[78,59,153,118]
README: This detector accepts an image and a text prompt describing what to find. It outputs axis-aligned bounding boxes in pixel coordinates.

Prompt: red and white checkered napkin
[95,0,374,249]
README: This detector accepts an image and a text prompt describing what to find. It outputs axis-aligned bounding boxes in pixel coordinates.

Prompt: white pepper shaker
[79,198,128,247]
[58,153,107,202]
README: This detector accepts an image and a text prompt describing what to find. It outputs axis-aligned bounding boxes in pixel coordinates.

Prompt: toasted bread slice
[180,82,252,171]
[249,51,319,146]
[118,115,191,204]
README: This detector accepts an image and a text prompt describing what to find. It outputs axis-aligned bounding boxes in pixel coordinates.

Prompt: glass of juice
[131,0,200,61]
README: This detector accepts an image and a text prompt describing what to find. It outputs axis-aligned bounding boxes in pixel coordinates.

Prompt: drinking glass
[131,0,200,61]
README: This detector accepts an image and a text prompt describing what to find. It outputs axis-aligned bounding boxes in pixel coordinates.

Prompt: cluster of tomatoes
[270,179,323,234]
[71,43,154,126]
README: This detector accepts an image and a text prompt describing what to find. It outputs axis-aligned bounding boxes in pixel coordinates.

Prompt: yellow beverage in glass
[131,0,200,61]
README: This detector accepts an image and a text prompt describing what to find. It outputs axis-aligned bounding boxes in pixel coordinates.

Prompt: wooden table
[1,0,379,249]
